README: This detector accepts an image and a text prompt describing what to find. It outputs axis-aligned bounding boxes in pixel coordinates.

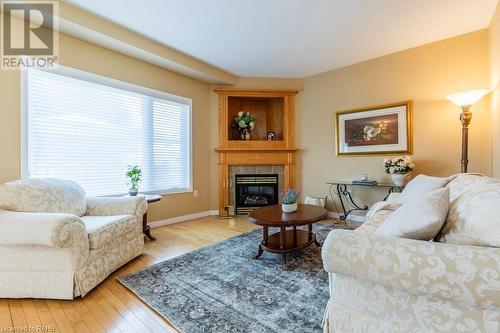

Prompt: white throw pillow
[400,174,449,203]
[439,179,500,247]
[0,178,87,216]
[377,187,450,240]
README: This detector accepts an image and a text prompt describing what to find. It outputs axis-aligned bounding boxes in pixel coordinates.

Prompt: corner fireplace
[235,174,279,214]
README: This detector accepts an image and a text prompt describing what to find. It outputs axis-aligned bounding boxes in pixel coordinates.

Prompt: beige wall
[0,30,212,221]
[299,30,491,213]
[491,3,500,177]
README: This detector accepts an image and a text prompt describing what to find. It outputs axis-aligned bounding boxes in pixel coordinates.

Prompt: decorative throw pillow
[400,174,449,203]
[376,187,450,240]
[0,178,87,216]
[439,180,500,247]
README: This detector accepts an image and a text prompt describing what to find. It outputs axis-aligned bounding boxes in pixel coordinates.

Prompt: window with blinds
[23,67,192,196]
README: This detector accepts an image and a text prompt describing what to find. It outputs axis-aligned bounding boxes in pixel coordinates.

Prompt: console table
[327,181,404,220]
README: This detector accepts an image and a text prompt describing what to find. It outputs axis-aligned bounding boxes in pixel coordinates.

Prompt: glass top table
[326,181,404,187]
[327,181,404,220]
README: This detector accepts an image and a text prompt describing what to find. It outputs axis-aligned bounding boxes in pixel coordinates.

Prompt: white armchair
[0,178,147,299]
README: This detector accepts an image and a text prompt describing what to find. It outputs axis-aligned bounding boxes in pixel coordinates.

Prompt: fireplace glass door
[235,174,278,214]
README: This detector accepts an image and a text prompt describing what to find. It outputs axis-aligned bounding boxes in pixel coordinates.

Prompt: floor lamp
[446,89,489,173]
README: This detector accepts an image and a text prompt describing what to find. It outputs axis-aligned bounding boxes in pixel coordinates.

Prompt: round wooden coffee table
[248,204,328,267]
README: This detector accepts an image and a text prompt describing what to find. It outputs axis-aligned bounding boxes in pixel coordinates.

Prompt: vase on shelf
[390,173,410,186]
[240,129,251,140]
[129,187,139,196]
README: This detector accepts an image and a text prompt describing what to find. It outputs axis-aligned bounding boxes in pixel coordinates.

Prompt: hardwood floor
[0,215,352,332]
[0,216,258,333]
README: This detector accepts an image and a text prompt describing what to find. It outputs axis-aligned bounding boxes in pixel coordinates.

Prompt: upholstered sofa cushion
[81,214,137,249]
[0,178,86,216]
[439,175,500,247]
[399,174,449,203]
[377,187,450,240]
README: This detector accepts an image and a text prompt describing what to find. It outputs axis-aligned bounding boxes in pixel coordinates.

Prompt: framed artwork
[335,101,413,156]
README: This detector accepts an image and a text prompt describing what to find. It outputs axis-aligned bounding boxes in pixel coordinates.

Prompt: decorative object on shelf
[446,89,489,173]
[384,156,414,186]
[125,165,142,196]
[335,101,413,155]
[233,111,256,140]
[281,188,299,213]
[267,131,276,141]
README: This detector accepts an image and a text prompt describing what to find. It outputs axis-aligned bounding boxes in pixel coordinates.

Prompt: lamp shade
[446,89,489,107]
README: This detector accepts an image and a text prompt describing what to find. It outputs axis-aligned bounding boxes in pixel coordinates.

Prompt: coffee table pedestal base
[253,227,320,269]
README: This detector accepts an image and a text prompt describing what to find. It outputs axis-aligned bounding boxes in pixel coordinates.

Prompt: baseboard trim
[150,210,220,228]
[150,209,365,228]
[327,211,366,223]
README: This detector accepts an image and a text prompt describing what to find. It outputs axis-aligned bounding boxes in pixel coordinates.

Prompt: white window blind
[23,67,192,196]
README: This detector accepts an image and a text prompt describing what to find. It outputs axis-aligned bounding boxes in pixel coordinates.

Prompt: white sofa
[322,174,500,332]
[0,178,147,299]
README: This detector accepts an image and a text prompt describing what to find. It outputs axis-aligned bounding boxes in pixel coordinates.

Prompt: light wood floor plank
[81,293,122,333]
[46,300,74,333]
[0,300,12,327]
[33,300,57,332]
[21,300,41,327]
[8,300,27,327]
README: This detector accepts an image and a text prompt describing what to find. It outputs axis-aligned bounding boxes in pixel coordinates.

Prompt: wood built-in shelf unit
[215,88,299,215]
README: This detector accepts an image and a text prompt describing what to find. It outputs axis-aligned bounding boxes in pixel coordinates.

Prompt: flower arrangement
[282,188,299,204]
[383,156,414,174]
[233,111,256,140]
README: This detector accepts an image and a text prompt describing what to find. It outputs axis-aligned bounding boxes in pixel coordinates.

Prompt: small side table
[124,194,162,241]
[142,194,161,241]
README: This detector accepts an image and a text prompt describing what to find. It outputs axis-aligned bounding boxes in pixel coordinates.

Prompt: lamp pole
[447,89,489,174]
[459,105,472,173]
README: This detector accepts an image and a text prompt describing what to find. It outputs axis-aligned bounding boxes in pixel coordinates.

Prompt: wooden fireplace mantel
[216,88,299,216]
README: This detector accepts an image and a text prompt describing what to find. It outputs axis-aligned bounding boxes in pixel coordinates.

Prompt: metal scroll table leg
[383,186,404,201]
[330,183,369,220]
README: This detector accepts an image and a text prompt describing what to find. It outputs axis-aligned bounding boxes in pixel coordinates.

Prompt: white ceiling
[64,0,499,78]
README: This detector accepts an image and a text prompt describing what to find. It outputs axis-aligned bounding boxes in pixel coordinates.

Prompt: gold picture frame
[335,100,413,156]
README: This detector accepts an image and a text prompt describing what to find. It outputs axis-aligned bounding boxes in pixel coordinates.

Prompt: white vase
[129,188,139,196]
[390,173,410,186]
[282,203,297,213]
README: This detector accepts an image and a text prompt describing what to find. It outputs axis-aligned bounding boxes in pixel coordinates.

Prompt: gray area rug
[118,222,351,333]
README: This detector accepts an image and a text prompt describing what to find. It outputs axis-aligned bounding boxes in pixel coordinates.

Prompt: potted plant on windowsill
[126,165,142,196]
[384,156,415,186]
[281,188,299,213]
